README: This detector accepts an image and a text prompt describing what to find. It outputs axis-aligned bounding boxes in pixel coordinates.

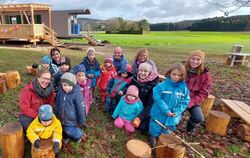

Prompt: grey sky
[11,0,250,23]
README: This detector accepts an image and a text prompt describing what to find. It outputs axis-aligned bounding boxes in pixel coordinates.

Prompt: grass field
[0,31,250,157]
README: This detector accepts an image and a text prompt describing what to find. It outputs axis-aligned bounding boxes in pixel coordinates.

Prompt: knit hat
[61,72,77,86]
[60,56,71,67]
[126,85,139,98]
[138,62,152,72]
[187,50,205,62]
[39,104,53,121]
[105,56,113,63]
[41,55,51,65]
[73,64,86,74]
[87,47,95,56]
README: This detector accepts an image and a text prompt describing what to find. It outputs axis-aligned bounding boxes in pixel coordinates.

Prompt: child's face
[138,53,147,62]
[126,94,136,101]
[76,72,86,82]
[189,56,202,69]
[121,72,128,78]
[41,120,52,127]
[52,51,61,62]
[41,63,49,69]
[138,69,150,79]
[170,69,183,82]
[88,52,95,61]
[105,62,112,68]
[60,64,69,72]
[62,82,73,93]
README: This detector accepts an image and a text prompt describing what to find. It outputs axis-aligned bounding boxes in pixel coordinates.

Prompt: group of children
[23,47,211,155]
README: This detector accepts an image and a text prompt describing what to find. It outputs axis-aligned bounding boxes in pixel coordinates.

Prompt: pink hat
[126,85,139,98]
[105,56,113,63]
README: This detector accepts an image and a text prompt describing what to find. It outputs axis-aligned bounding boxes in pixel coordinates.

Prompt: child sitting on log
[26,104,62,155]
[149,63,190,147]
[112,85,143,133]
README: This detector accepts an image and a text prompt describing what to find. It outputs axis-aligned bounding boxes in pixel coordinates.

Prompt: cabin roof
[0,3,51,12]
[52,9,91,15]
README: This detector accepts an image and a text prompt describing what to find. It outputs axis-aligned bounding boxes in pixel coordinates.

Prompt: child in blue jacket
[112,85,143,133]
[149,63,190,147]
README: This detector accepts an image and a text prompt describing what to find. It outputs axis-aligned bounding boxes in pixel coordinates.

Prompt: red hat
[126,85,139,98]
[105,56,113,63]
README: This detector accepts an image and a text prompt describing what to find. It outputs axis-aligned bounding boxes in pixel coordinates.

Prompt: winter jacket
[186,67,212,108]
[112,96,143,121]
[19,82,55,118]
[113,55,128,72]
[150,77,190,127]
[98,64,117,90]
[78,79,92,115]
[81,57,101,88]
[26,115,62,147]
[54,85,86,127]
[132,60,157,75]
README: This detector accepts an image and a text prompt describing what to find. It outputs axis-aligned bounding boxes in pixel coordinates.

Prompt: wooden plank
[22,11,30,24]
[233,100,250,115]
[221,99,250,125]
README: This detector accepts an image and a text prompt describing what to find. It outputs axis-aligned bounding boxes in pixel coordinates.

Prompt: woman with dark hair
[19,69,55,131]
[50,47,61,78]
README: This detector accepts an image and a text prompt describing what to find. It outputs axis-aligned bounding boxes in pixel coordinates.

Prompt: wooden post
[31,139,55,158]
[0,122,24,158]
[205,110,230,136]
[20,11,24,24]
[5,71,21,89]
[22,11,30,24]
[156,134,185,158]
[48,8,52,31]
[0,12,4,24]
[125,139,151,158]
[30,6,37,46]
[237,124,250,142]
[201,94,215,118]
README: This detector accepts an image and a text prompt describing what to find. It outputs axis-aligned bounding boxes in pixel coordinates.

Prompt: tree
[138,19,150,32]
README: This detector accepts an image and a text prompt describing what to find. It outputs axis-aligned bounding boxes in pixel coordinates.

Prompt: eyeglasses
[39,77,51,81]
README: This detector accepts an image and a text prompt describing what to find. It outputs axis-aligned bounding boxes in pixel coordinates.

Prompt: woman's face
[51,51,61,62]
[189,56,202,69]
[37,72,51,89]
[138,53,147,62]
[170,69,183,82]
[138,68,150,79]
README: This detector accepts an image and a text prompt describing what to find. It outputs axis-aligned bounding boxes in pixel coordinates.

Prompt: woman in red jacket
[185,50,212,133]
[19,69,55,131]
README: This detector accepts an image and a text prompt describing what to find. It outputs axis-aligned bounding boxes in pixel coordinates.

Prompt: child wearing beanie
[149,63,190,147]
[80,47,101,89]
[55,72,87,143]
[26,104,62,155]
[97,55,117,102]
[73,64,92,115]
[39,55,51,71]
[112,85,143,133]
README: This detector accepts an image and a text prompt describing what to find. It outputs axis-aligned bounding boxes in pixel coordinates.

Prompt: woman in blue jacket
[149,63,190,147]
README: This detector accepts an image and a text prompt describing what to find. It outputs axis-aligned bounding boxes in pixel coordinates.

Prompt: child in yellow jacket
[27,104,62,155]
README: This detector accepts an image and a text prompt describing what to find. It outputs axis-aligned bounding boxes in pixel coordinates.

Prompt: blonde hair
[36,69,51,78]
[184,50,205,75]
[135,49,148,61]
[165,63,186,81]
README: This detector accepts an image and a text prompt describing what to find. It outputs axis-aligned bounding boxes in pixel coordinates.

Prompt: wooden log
[0,121,24,158]
[5,71,21,89]
[220,104,240,118]
[26,66,38,76]
[31,139,55,158]
[201,94,215,118]
[0,72,6,81]
[0,79,7,95]
[156,134,185,158]
[205,110,230,136]
[125,139,151,158]
[237,124,250,142]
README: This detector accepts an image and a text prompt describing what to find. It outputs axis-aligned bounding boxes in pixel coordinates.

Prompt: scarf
[137,71,158,83]
[188,69,198,75]
[78,79,87,87]
[124,95,139,104]
[32,78,53,98]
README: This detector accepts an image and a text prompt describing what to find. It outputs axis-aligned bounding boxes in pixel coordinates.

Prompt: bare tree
[206,0,250,16]
[0,0,14,5]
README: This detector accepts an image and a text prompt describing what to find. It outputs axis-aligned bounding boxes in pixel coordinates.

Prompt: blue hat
[39,104,53,121]
[41,55,51,65]
[73,64,86,74]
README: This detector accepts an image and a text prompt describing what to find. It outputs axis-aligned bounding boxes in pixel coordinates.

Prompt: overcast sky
[11,0,250,23]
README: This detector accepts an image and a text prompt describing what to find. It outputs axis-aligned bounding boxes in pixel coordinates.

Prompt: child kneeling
[112,85,143,133]
[27,104,62,155]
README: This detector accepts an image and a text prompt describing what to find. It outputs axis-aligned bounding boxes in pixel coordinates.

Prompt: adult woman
[19,69,55,131]
[184,50,212,133]
[132,49,157,75]
[50,47,61,78]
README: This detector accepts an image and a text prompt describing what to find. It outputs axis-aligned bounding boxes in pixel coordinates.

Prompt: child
[81,47,101,88]
[38,55,51,71]
[73,64,92,115]
[112,47,129,72]
[27,104,62,155]
[97,56,117,102]
[53,56,71,92]
[112,85,143,133]
[105,67,133,113]
[54,72,86,143]
[149,63,190,147]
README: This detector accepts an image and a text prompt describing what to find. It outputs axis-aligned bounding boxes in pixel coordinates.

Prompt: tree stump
[237,124,250,142]
[0,79,7,95]
[0,121,24,158]
[26,66,38,76]
[201,94,215,118]
[31,139,55,158]
[220,104,239,118]
[5,71,21,89]
[205,110,230,136]
[0,72,6,81]
[125,139,151,158]
[156,134,185,158]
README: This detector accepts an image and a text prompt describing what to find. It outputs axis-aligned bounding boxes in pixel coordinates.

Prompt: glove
[34,139,40,148]
[53,142,60,154]
[132,117,141,128]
